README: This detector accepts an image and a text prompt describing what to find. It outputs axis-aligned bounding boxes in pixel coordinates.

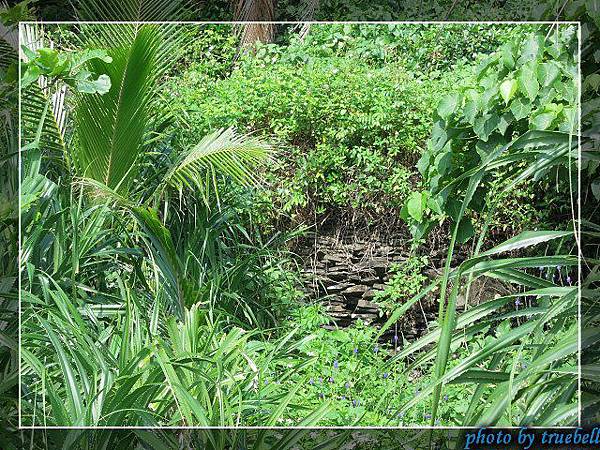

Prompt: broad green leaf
[456,217,475,244]
[538,86,558,105]
[478,84,499,110]
[399,204,409,222]
[71,48,113,71]
[445,197,462,222]
[21,64,42,89]
[537,61,561,87]
[498,112,514,135]
[437,93,461,120]
[463,100,478,125]
[559,79,576,103]
[407,191,427,222]
[430,120,448,151]
[48,53,71,76]
[473,113,499,142]
[475,54,498,79]
[435,148,452,176]
[500,79,518,104]
[36,47,59,72]
[519,65,540,101]
[416,151,430,176]
[475,135,505,159]
[21,44,37,60]
[75,73,112,95]
[530,110,557,130]
[510,97,532,120]
[500,43,515,69]
[427,195,443,215]
[559,106,576,132]
[520,34,543,62]
[429,173,442,192]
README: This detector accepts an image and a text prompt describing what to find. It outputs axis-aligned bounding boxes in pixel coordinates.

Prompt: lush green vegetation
[21,25,577,426]
[0,0,600,448]
[12,17,588,433]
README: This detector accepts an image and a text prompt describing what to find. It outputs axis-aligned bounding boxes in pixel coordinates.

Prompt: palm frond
[0,1,18,55]
[19,24,70,170]
[300,0,319,21]
[71,0,195,21]
[71,24,189,193]
[161,127,272,206]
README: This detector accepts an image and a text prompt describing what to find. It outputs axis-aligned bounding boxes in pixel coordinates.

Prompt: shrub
[168,52,443,229]
[272,23,533,73]
[402,26,578,242]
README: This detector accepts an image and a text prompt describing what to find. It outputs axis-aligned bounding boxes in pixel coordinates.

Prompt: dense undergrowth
[10,18,588,431]
[168,24,549,236]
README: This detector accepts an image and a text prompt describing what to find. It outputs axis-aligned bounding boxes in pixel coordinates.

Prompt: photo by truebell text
[464,427,600,449]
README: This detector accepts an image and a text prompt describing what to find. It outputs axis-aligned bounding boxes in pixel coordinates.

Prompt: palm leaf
[19,24,70,173]
[71,0,195,21]
[161,127,272,206]
[71,23,189,193]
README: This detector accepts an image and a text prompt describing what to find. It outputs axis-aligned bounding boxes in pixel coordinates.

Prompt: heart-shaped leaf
[437,93,461,120]
[510,97,532,120]
[519,64,540,101]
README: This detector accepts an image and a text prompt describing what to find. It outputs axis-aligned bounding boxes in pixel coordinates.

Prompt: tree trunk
[233,0,276,46]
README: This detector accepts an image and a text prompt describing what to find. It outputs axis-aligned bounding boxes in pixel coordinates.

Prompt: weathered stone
[325,294,345,304]
[359,257,389,270]
[324,254,347,263]
[326,272,350,283]
[326,304,347,313]
[362,289,377,300]
[361,276,380,285]
[326,283,352,293]
[350,312,378,321]
[348,273,365,283]
[296,234,457,341]
[357,298,378,310]
[362,289,381,300]
[357,268,377,277]
[342,285,369,297]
